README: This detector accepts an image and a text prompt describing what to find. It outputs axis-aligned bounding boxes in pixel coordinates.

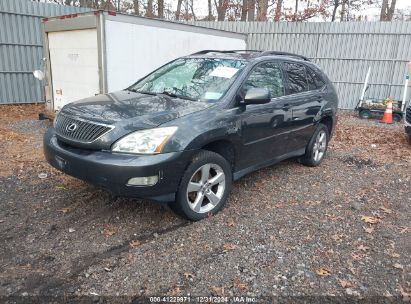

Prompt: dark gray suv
[44,50,339,221]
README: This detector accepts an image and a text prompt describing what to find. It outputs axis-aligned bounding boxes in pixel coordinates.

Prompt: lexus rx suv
[44,50,339,221]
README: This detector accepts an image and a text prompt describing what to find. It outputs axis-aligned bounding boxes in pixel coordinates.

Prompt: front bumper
[43,128,195,202]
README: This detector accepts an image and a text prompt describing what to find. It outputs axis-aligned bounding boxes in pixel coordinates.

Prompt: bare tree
[214,0,229,21]
[380,0,397,21]
[256,0,268,21]
[241,0,248,21]
[208,0,214,20]
[189,0,196,20]
[274,0,283,21]
[133,0,140,15]
[330,0,340,21]
[247,0,255,20]
[175,0,183,20]
[157,0,164,18]
[146,0,154,17]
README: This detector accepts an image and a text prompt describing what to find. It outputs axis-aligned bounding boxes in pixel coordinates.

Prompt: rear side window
[283,62,308,94]
[306,67,326,90]
[243,62,284,98]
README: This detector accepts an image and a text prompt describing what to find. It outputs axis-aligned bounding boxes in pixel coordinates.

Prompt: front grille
[55,113,113,143]
[406,107,411,124]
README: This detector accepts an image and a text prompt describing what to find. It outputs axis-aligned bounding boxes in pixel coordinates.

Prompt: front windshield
[129,57,246,102]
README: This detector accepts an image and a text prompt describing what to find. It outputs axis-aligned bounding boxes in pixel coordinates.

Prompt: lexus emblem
[66,123,78,132]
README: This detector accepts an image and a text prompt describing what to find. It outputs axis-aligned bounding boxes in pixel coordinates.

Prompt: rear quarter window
[306,66,326,90]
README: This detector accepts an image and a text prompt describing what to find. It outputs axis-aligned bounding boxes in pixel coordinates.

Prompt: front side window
[129,58,246,102]
[242,62,284,99]
[284,62,308,94]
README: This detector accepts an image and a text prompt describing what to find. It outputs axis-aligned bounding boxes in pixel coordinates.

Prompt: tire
[169,150,232,221]
[359,109,371,119]
[393,113,402,122]
[300,123,330,167]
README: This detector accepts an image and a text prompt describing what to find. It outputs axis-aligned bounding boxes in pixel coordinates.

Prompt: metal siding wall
[192,21,411,109]
[0,0,90,104]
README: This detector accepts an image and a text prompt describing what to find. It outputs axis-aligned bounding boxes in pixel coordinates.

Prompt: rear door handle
[316,95,323,103]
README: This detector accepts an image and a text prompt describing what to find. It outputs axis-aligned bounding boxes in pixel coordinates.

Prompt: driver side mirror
[242,88,271,105]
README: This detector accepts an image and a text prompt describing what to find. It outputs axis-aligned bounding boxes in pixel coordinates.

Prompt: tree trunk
[146,0,153,17]
[331,0,339,22]
[190,0,196,20]
[274,0,283,22]
[256,0,268,21]
[215,0,228,21]
[387,0,397,21]
[340,0,346,21]
[241,0,248,21]
[294,0,298,21]
[133,0,139,15]
[247,0,255,21]
[157,0,164,18]
[175,0,183,20]
[208,0,213,20]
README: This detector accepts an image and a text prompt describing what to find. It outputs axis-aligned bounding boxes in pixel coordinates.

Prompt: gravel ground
[0,105,410,303]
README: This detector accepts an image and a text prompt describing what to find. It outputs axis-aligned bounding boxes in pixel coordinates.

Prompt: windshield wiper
[127,88,197,101]
[159,90,197,101]
[127,88,157,96]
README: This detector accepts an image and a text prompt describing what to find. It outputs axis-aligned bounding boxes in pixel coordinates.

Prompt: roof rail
[190,50,261,55]
[258,51,310,61]
[190,50,310,61]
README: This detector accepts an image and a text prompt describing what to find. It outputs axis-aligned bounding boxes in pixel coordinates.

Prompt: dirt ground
[0,104,410,302]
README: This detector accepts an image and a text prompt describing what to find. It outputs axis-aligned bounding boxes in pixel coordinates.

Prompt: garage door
[48,29,99,111]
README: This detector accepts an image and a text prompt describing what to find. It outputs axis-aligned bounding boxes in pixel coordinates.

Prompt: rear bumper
[43,128,195,202]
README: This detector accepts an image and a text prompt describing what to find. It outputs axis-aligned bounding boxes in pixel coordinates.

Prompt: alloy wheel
[186,163,226,214]
[312,130,327,162]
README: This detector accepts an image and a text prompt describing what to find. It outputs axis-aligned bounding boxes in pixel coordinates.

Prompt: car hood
[61,90,212,129]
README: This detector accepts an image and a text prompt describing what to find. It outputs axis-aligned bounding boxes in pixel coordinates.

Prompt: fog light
[127,176,158,186]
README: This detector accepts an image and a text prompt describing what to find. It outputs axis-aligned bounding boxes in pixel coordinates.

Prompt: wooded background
[34,0,409,22]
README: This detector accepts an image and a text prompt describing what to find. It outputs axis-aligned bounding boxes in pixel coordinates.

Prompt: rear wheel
[359,109,371,119]
[393,113,402,122]
[170,150,232,221]
[300,123,329,167]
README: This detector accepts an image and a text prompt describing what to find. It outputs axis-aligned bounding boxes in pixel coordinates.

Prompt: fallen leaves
[184,272,195,279]
[363,226,374,234]
[360,215,380,224]
[233,278,248,291]
[338,279,353,289]
[379,206,392,214]
[57,208,69,214]
[129,240,141,248]
[316,267,331,276]
[223,243,237,252]
[103,224,117,237]
[209,285,224,296]
[393,263,404,271]
[399,286,411,301]
[227,218,236,227]
[399,226,409,234]
[357,244,369,252]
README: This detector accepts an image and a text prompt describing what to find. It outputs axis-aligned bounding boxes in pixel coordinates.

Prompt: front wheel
[170,150,232,221]
[300,124,329,167]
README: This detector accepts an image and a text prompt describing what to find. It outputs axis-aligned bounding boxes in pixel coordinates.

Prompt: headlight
[111,127,178,154]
